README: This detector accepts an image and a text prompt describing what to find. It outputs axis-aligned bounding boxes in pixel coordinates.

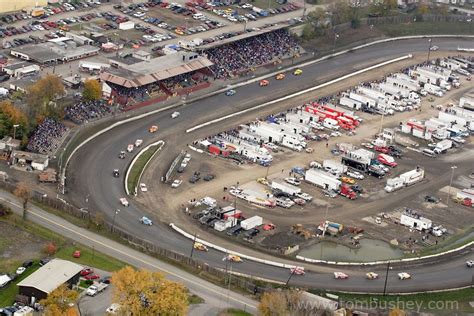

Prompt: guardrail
[170,223,474,267]
[124,140,164,196]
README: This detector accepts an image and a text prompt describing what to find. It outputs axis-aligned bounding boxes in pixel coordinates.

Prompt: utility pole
[13,124,19,140]
[446,165,457,206]
[285,268,296,286]
[383,261,391,296]
[333,33,339,52]
[427,38,432,62]
[189,232,198,258]
[233,181,239,209]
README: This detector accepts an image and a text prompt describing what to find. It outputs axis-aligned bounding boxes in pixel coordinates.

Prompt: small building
[132,50,151,61]
[11,150,49,171]
[17,259,82,300]
[9,75,41,93]
[3,62,40,78]
[0,0,47,14]
[65,32,94,46]
[400,209,432,231]
[0,136,21,151]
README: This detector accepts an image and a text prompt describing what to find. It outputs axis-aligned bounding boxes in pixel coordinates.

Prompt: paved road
[66,38,474,293]
[0,191,258,314]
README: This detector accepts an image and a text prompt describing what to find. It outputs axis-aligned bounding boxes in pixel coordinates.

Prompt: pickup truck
[86,282,108,296]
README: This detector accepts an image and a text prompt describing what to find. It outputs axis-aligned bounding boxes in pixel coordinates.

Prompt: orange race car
[275,73,286,80]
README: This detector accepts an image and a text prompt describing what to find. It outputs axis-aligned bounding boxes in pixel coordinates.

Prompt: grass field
[218,308,253,316]
[126,144,162,194]
[0,215,126,306]
[377,21,474,36]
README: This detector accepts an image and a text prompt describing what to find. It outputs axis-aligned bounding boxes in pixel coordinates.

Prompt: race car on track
[120,197,129,207]
[149,125,158,133]
[225,89,236,96]
[259,79,269,87]
[398,272,411,280]
[224,254,243,263]
[334,272,349,279]
[275,73,286,80]
[171,111,180,119]
[193,242,208,252]
[290,266,305,275]
[293,68,303,75]
[366,272,379,280]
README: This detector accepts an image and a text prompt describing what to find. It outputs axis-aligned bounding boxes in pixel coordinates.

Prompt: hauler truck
[305,169,341,191]
[271,181,301,196]
[433,139,452,154]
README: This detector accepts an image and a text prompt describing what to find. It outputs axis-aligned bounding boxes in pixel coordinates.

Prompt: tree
[14,182,31,221]
[0,101,28,140]
[82,79,102,101]
[301,24,316,40]
[111,266,188,315]
[416,3,429,15]
[40,284,79,315]
[259,291,289,316]
[328,0,351,25]
[43,242,57,256]
[26,74,65,119]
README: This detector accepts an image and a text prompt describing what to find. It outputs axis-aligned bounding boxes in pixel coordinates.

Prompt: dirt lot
[138,55,474,259]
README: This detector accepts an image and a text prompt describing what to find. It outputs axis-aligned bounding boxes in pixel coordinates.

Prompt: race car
[340,176,356,184]
[466,260,474,268]
[259,79,269,87]
[275,73,286,80]
[398,272,411,280]
[290,266,305,275]
[193,242,208,252]
[334,272,349,279]
[120,197,129,207]
[149,125,158,133]
[171,111,180,119]
[257,178,269,185]
[139,216,153,226]
[293,68,303,76]
[263,223,275,231]
[127,144,134,152]
[366,272,379,280]
[135,139,143,147]
[225,89,236,96]
[224,254,243,263]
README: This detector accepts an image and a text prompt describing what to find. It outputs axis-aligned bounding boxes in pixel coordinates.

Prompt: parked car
[84,274,100,280]
[22,260,33,268]
[16,267,26,275]
[171,179,182,188]
[80,268,94,276]
[284,177,301,186]
[424,195,440,203]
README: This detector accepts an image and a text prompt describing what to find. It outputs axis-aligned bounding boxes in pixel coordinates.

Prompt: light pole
[427,38,432,62]
[13,124,20,140]
[333,33,339,52]
[111,209,120,232]
[379,111,385,134]
[189,232,198,258]
[383,261,391,296]
[446,166,457,206]
[233,181,239,209]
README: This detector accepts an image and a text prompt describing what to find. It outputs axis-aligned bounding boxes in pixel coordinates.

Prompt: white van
[422,148,436,157]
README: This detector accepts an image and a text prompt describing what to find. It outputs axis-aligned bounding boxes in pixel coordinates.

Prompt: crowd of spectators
[27,118,68,155]
[65,100,113,124]
[205,29,299,79]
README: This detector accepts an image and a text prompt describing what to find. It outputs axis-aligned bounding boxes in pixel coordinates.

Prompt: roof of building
[9,75,42,91]
[11,42,99,64]
[100,52,213,88]
[12,150,49,164]
[3,62,39,71]
[17,259,83,294]
[199,24,287,50]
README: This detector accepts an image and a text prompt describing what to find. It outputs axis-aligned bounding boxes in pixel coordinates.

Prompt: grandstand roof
[100,52,213,88]
[199,24,287,50]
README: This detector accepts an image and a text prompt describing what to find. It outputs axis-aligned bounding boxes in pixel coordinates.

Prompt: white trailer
[386,76,420,92]
[339,96,362,110]
[438,111,469,127]
[357,86,386,101]
[400,211,432,231]
[286,112,318,125]
[377,82,408,99]
[323,118,340,130]
[393,74,421,91]
[323,160,348,175]
[214,219,235,232]
[346,148,374,163]
[278,121,311,134]
[305,169,341,191]
[434,139,452,154]
[440,59,461,71]
[424,83,444,97]
[251,123,285,143]
[240,216,263,230]
[349,92,378,108]
[271,181,301,195]
[399,168,424,185]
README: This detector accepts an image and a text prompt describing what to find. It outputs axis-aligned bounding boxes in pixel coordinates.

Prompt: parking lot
[142,57,474,259]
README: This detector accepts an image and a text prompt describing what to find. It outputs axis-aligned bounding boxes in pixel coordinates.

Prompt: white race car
[334,272,349,279]
[171,111,180,119]
[366,272,379,280]
[120,197,129,207]
[398,272,411,280]
[290,267,305,275]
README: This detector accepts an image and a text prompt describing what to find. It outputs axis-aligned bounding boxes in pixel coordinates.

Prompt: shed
[17,259,82,300]
[11,150,49,171]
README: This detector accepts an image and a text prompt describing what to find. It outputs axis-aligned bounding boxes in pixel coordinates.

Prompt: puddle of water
[299,239,403,262]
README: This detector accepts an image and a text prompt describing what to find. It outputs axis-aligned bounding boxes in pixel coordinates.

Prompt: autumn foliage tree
[111,266,189,315]
[43,242,57,256]
[258,290,329,316]
[14,182,31,221]
[82,79,101,101]
[40,284,79,316]
[258,291,289,316]
[0,101,28,139]
[26,74,65,120]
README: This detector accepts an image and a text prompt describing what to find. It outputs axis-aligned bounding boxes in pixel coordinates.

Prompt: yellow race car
[293,69,303,76]
[341,176,356,185]
[257,178,269,185]
[275,73,286,80]
[193,242,208,252]
[225,254,243,263]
